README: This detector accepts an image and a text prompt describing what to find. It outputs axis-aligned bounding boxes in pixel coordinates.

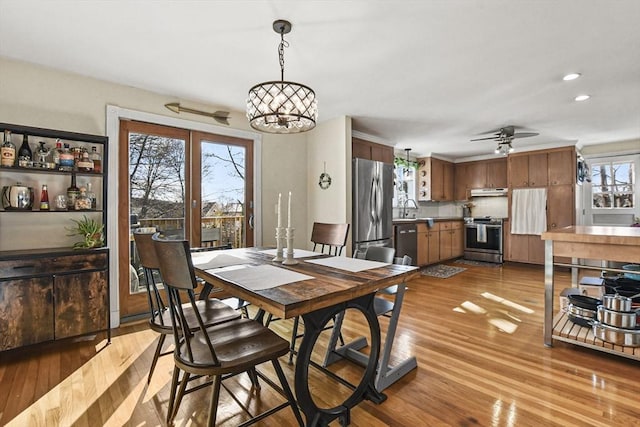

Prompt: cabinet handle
[13,265,35,269]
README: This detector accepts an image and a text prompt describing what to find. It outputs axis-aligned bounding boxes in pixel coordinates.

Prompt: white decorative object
[287,191,292,228]
[273,227,285,262]
[277,192,282,228]
[282,227,298,265]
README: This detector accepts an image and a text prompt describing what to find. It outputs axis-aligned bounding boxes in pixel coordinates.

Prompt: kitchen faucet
[401,198,419,218]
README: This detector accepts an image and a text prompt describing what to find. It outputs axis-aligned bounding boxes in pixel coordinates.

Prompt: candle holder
[273,227,285,262]
[282,227,298,265]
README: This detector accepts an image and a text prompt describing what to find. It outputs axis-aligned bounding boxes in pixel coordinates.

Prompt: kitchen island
[541,225,640,360]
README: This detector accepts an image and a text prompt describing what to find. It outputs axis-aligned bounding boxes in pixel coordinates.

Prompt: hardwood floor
[1,262,639,426]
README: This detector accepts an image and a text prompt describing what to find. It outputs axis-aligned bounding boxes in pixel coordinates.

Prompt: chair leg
[265,312,273,326]
[207,375,222,427]
[247,367,261,389]
[147,333,166,384]
[167,366,180,423]
[169,370,191,423]
[272,359,305,426]
[288,316,300,364]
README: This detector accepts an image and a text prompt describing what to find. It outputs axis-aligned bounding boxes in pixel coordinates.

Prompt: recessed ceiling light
[563,73,581,81]
[575,94,590,101]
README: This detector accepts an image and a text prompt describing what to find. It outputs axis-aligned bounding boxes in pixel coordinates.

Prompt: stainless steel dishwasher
[394,223,417,265]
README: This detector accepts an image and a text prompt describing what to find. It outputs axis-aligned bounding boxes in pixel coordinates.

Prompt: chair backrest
[152,234,220,365]
[395,255,412,265]
[311,222,350,256]
[364,246,396,263]
[133,231,168,326]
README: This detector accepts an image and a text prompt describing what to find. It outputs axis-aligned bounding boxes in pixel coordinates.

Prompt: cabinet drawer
[0,253,107,279]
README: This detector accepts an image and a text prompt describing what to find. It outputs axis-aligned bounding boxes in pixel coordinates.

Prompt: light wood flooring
[1,261,639,426]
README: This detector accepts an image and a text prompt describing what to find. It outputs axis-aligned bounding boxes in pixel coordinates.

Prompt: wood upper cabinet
[467,161,487,189]
[454,163,469,201]
[548,148,576,186]
[454,158,507,200]
[352,137,394,163]
[418,157,454,202]
[485,158,507,188]
[509,152,548,188]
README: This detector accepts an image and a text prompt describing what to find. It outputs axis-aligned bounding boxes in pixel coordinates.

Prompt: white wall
[306,116,351,251]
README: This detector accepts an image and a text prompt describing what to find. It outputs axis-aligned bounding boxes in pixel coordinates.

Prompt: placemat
[191,253,248,270]
[213,264,315,290]
[305,256,389,272]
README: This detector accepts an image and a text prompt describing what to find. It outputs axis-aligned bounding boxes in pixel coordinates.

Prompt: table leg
[295,293,384,426]
[544,239,554,347]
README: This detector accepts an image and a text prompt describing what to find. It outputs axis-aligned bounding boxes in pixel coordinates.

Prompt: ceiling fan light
[575,94,590,102]
[563,73,581,81]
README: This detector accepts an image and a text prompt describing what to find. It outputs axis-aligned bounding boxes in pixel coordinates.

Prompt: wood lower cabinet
[439,221,464,261]
[417,223,440,266]
[0,249,109,352]
[418,221,463,265]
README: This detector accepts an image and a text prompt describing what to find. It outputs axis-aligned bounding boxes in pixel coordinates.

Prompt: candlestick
[277,193,282,228]
[287,191,292,228]
[273,227,285,262]
[282,227,298,265]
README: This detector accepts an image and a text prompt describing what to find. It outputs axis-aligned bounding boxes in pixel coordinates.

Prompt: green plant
[66,215,104,249]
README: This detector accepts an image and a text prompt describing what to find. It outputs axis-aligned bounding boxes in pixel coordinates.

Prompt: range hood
[470,188,508,197]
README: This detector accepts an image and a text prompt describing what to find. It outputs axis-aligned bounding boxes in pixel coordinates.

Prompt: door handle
[248,214,254,230]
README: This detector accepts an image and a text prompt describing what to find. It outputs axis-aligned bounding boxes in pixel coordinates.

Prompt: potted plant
[66,215,104,249]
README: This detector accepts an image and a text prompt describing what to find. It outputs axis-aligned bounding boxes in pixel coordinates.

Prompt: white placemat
[260,248,324,258]
[191,253,248,270]
[212,264,315,290]
[305,257,389,272]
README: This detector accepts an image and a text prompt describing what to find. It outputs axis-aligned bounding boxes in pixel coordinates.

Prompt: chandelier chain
[278,33,289,82]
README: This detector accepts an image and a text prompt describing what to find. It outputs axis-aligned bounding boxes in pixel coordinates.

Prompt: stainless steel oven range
[464,217,504,264]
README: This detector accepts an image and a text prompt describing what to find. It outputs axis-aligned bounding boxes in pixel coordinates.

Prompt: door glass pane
[201,141,246,248]
[129,132,186,294]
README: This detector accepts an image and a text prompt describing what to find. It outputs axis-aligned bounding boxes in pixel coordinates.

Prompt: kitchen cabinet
[417,222,440,266]
[417,157,454,202]
[352,137,394,163]
[485,158,508,188]
[0,249,109,351]
[453,158,507,200]
[439,221,464,261]
[509,151,548,188]
[454,163,469,201]
[548,149,576,186]
[0,122,110,352]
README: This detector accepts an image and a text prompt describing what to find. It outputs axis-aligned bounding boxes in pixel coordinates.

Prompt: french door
[118,120,254,320]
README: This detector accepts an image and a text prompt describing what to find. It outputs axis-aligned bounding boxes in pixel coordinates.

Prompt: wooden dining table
[192,247,420,426]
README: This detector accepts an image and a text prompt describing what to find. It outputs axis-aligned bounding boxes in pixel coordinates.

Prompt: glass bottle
[86,181,97,210]
[90,146,102,173]
[75,186,92,210]
[40,184,50,211]
[18,134,32,165]
[52,139,63,167]
[1,130,16,167]
[59,143,75,171]
[77,148,94,172]
[67,174,80,210]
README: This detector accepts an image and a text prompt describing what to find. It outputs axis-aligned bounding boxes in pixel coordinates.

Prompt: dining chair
[365,250,411,317]
[152,235,304,427]
[132,231,241,385]
[310,222,350,255]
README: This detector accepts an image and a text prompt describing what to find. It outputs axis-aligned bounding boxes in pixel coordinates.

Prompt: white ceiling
[1,0,639,160]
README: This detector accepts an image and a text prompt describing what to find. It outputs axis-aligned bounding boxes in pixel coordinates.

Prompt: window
[591,160,634,208]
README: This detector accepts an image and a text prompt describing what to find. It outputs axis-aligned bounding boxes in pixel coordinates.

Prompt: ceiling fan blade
[470,136,500,142]
[513,132,539,139]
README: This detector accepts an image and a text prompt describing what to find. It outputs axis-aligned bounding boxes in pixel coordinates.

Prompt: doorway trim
[106,105,262,327]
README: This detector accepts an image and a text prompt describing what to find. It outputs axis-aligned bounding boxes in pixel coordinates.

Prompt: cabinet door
[0,277,54,351]
[439,222,453,260]
[528,235,545,265]
[451,224,464,258]
[454,163,469,201]
[509,155,530,188]
[467,161,487,189]
[352,138,371,160]
[508,233,529,262]
[431,159,445,201]
[548,149,575,186]
[486,158,507,188]
[443,161,454,201]
[417,230,429,266]
[547,185,574,230]
[527,153,548,187]
[379,145,394,164]
[427,231,440,264]
[54,270,108,339]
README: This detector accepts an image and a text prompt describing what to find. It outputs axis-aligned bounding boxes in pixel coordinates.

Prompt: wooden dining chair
[132,231,241,385]
[152,235,304,427]
[310,222,350,255]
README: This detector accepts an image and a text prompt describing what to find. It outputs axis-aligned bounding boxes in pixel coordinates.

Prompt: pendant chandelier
[494,141,514,156]
[246,20,317,134]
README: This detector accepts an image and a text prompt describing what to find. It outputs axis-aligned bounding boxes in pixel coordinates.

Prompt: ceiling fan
[470,125,539,155]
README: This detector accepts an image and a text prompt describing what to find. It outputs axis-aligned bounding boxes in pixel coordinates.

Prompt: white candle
[277,193,282,228]
[287,191,292,228]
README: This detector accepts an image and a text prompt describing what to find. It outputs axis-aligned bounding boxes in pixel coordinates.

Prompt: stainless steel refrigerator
[352,158,394,257]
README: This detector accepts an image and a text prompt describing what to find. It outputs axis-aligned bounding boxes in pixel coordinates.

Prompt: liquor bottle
[77,148,94,172]
[86,181,97,210]
[66,174,80,210]
[75,186,92,210]
[90,146,102,173]
[18,134,32,163]
[52,139,63,167]
[40,184,50,211]
[72,147,82,171]
[1,130,16,167]
[59,143,75,171]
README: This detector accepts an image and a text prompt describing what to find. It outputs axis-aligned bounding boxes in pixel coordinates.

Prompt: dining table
[191,246,420,426]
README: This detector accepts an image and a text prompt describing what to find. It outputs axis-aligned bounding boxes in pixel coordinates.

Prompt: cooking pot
[1,183,34,210]
[596,305,640,329]
[602,292,640,312]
